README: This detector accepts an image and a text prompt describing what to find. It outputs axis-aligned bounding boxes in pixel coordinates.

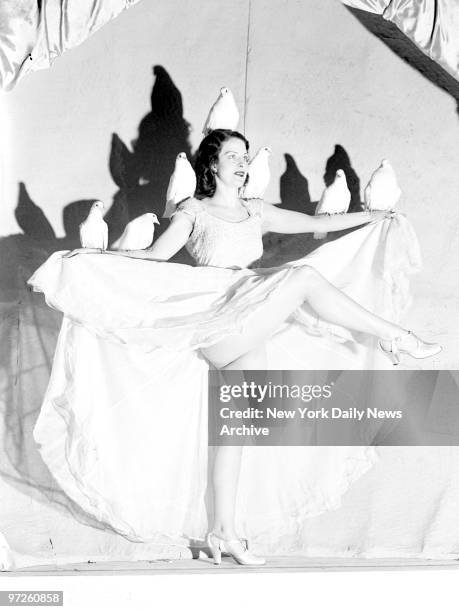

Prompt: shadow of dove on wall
[279,153,313,215]
[14,183,56,241]
[107,65,194,243]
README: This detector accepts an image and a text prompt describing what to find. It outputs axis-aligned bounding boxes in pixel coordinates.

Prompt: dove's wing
[203,91,239,134]
[315,197,325,215]
[185,162,197,195]
[203,97,219,134]
[79,222,85,247]
[166,168,179,203]
[119,215,156,249]
[337,181,351,213]
[79,220,94,248]
[244,155,270,199]
[166,161,196,209]
[102,221,108,250]
[315,189,329,215]
[364,182,372,210]
[81,217,108,249]
[365,167,401,210]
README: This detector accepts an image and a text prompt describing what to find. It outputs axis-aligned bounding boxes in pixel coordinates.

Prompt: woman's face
[213,137,249,189]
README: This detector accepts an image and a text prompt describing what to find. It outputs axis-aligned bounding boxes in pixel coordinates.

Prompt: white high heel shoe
[206,532,266,566]
[378,330,442,366]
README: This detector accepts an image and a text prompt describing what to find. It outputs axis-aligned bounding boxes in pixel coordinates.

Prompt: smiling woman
[194,129,250,202]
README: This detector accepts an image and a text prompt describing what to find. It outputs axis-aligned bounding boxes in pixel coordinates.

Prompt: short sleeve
[243,198,264,219]
[170,197,202,222]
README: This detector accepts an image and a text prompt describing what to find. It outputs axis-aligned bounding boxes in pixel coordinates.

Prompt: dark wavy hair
[194,129,250,198]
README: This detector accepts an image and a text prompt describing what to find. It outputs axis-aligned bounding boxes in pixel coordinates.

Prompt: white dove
[111,213,159,250]
[202,87,239,135]
[313,169,351,240]
[364,159,401,211]
[79,201,108,249]
[243,146,272,199]
[163,153,197,218]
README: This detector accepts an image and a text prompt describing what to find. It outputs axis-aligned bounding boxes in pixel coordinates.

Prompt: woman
[29,129,441,566]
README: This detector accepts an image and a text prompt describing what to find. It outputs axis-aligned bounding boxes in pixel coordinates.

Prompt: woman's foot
[378,330,442,366]
[206,532,266,566]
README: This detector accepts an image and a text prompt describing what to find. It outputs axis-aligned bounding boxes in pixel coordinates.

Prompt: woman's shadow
[104,65,195,265]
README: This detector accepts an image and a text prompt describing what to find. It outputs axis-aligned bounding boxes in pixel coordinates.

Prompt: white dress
[27,197,421,548]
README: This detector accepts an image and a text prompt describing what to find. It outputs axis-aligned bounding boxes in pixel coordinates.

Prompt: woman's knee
[201,346,235,370]
[201,341,267,370]
[290,265,323,297]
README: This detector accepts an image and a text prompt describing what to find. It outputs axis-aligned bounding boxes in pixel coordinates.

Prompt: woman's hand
[368,210,397,223]
[63,247,104,258]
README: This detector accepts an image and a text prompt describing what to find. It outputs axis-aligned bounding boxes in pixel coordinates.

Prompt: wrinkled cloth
[0,0,142,90]
[26,214,421,542]
[342,0,459,82]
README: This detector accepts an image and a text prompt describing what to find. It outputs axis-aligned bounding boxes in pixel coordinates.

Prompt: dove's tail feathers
[363,186,371,209]
[102,225,108,250]
[313,232,327,240]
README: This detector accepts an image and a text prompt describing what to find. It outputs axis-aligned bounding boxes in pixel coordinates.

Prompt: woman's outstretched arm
[119,213,193,260]
[262,201,391,234]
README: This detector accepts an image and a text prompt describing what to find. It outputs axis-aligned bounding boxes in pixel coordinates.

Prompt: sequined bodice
[172,197,264,268]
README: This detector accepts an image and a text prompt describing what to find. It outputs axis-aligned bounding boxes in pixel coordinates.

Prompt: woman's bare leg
[210,344,267,540]
[202,265,406,369]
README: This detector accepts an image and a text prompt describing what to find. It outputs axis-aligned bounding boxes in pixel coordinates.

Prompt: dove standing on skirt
[364,159,401,211]
[163,153,197,218]
[203,87,239,135]
[79,201,108,249]
[243,146,272,199]
[313,169,351,240]
[110,213,159,250]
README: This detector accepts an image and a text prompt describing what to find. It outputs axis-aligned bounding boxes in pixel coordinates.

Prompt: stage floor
[6,557,459,576]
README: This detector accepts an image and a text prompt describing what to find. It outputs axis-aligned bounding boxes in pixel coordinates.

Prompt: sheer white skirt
[27,214,421,546]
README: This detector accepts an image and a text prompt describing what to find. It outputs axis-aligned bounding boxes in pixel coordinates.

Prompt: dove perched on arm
[364,159,401,212]
[313,169,351,240]
[163,153,197,218]
[203,87,239,135]
[243,146,272,199]
[79,201,108,249]
[110,213,159,250]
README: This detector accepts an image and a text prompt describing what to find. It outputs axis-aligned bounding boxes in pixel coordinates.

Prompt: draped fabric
[0,0,142,90]
[2,215,458,570]
[342,0,459,82]
[2,1,458,90]
[10,215,420,555]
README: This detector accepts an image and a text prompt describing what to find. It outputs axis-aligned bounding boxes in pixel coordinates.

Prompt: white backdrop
[1,0,459,568]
